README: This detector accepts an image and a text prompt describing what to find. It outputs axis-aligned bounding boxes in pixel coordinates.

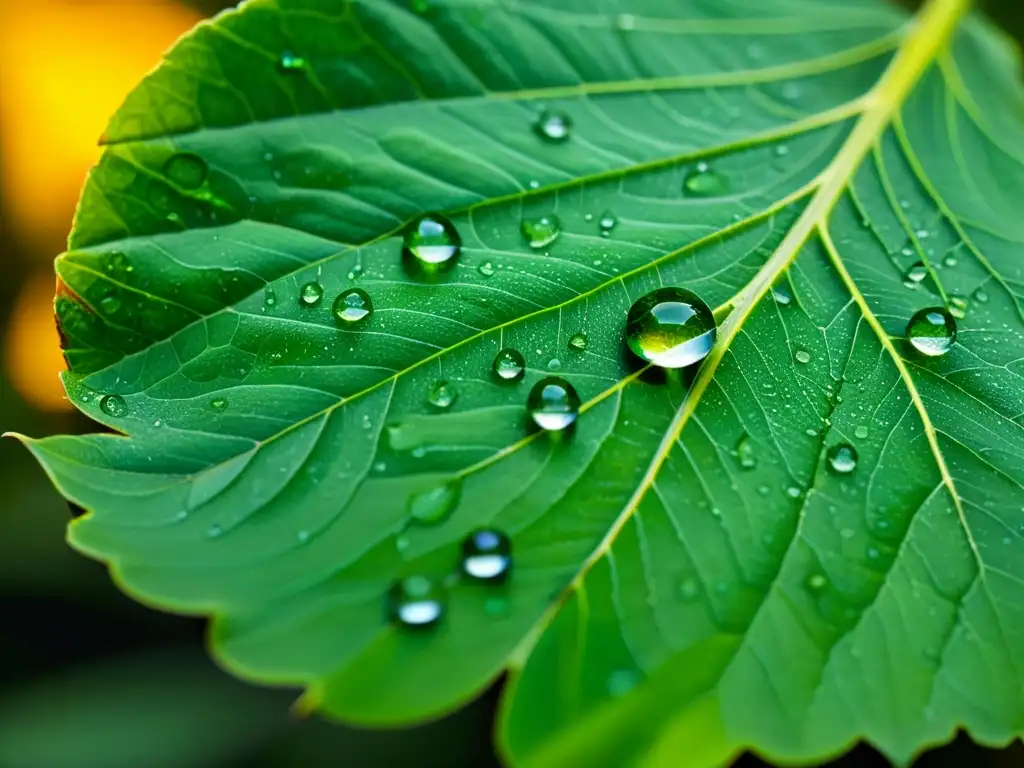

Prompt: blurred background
[0,1,1020,766]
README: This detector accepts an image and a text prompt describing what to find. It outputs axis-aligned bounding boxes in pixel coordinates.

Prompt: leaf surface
[15,0,1024,765]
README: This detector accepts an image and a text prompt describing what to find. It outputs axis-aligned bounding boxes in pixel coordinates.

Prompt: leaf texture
[14,0,1024,765]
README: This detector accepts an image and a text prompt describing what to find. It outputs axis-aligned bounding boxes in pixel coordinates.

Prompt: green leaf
[12,0,1024,765]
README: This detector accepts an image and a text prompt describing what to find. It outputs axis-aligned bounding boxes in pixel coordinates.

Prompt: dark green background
[0,1,1020,765]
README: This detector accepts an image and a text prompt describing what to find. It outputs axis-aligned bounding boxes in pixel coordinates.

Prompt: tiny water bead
[521,214,561,249]
[948,295,968,319]
[598,210,617,236]
[827,443,858,474]
[461,529,512,582]
[902,262,928,287]
[299,281,324,307]
[736,434,756,469]
[625,287,717,368]
[973,287,989,304]
[534,109,572,143]
[682,162,727,197]
[162,153,207,189]
[427,380,457,409]
[402,213,462,274]
[478,262,495,277]
[407,480,461,526]
[794,348,811,364]
[493,349,526,382]
[568,332,588,351]
[99,394,126,417]
[906,307,956,357]
[264,284,278,309]
[854,425,869,440]
[771,283,792,306]
[210,397,228,411]
[527,376,581,432]
[332,288,372,326]
[277,50,306,72]
[390,576,445,629]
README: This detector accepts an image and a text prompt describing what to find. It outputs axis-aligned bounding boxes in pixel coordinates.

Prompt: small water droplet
[736,434,756,469]
[854,425,869,440]
[390,575,444,629]
[210,397,228,411]
[948,294,968,319]
[492,349,525,382]
[263,284,278,310]
[461,529,512,582]
[786,485,802,499]
[682,162,727,197]
[332,288,372,326]
[679,577,701,601]
[973,287,989,304]
[598,210,617,236]
[403,213,462,275]
[625,287,717,368]
[795,348,811,364]
[162,152,207,189]
[207,523,223,538]
[902,262,928,287]
[99,394,126,418]
[534,110,572,143]
[427,380,456,409]
[408,479,461,525]
[521,214,561,249]
[568,332,588,352]
[827,443,858,474]
[297,529,310,543]
[943,252,958,268]
[527,377,580,432]
[547,357,562,371]
[806,572,828,592]
[478,261,495,277]
[299,281,324,307]
[277,50,306,73]
[772,283,792,306]
[606,669,639,697]
[774,144,790,157]
[906,307,956,357]
[174,510,188,522]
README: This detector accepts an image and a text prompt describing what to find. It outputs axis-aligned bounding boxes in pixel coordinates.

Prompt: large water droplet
[403,213,462,274]
[625,287,717,368]
[683,162,727,197]
[332,288,372,326]
[427,380,456,409]
[277,50,307,73]
[521,214,561,249]
[534,110,572,143]
[527,376,580,431]
[827,443,858,474]
[493,349,525,382]
[299,282,324,307]
[389,575,444,629]
[906,307,956,357]
[163,153,207,189]
[408,479,461,525]
[99,394,126,417]
[461,529,512,582]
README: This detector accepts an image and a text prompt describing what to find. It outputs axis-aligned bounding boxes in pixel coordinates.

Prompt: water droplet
[390,576,444,629]
[683,162,727,197]
[948,294,968,319]
[973,287,989,304]
[427,380,456,409]
[263,284,277,309]
[297,529,310,543]
[210,397,228,411]
[827,443,858,474]
[786,485,802,499]
[478,261,495,277]
[277,50,306,73]
[521,214,561,249]
[774,144,790,157]
[408,479,461,525]
[534,110,572,143]
[736,434,756,469]
[806,572,829,592]
[99,394,126,417]
[598,210,617,236]
[403,213,462,274]
[606,669,639,697]
[854,425,869,440]
[795,348,811,364]
[493,349,525,382]
[527,376,581,432]
[332,288,372,326]
[772,283,792,306]
[903,262,928,287]
[943,252,958,268]
[162,153,207,189]
[906,307,956,357]
[568,332,588,351]
[679,577,701,601]
[98,293,122,315]
[207,523,223,538]
[299,281,324,307]
[625,287,717,368]
[547,357,561,371]
[461,529,512,582]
